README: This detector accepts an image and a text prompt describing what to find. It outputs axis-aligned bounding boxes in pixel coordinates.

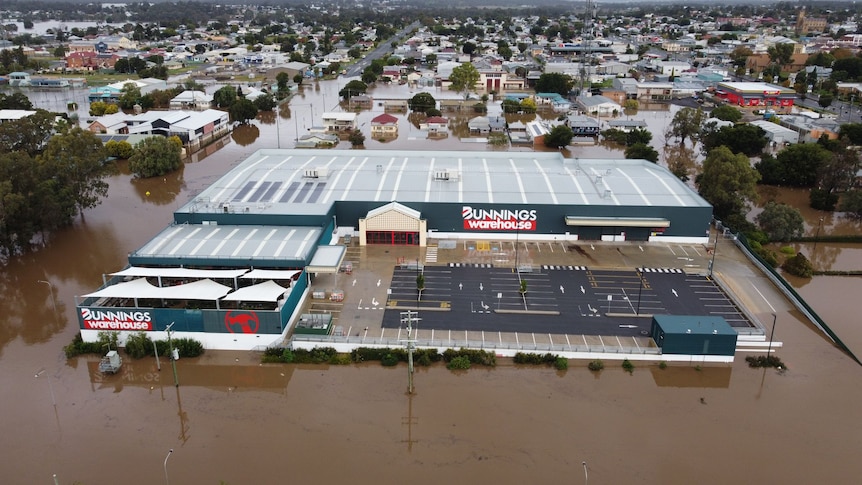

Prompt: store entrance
[366,231,420,245]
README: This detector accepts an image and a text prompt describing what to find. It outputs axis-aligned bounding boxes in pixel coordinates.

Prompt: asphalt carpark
[382,264,752,338]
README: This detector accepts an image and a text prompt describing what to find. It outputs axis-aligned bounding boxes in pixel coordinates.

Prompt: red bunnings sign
[462,206,537,231]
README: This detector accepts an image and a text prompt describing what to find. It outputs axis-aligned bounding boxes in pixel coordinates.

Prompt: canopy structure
[565,216,671,228]
[240,269,302,280]
[222,281,290,302]
[83,278,233,301]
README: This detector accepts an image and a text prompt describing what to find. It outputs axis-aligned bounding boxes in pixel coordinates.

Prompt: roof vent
[604,189,612,199]
[606,168,612,175]
[595,175,603,185]
[376,164,383,173]
[304,167,328,179]
[434,169,460,181]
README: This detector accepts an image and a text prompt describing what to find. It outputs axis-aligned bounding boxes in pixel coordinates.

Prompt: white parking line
[668,246,677,255]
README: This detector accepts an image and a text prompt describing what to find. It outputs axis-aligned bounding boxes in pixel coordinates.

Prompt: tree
[624,143,659,162]
[695,146,761,221]
[669,107,706,146]
[339,80,367,100]
[128,136,183,178]
[782,252,813,278]
[535,73,572,96]
[104,140,134,159]
[37,128,110,220]
[0,109,55,156]
[519,98,537,113]
[626,128,652,146]
[213,85,237,109]
[276,72,290,94]
[253,93,276,112]
[408,92,437,113]
[348,129,365,147]
[767,43,794,67]
[501,99,521,113]
[0,92,33,110]
[448,63,480,99]
[839,123,862,145]
[89,101,119,116]
[702,124,768,157]
[118,83,142,110]
[710,105,742,123]
[818,94,834,109]
[755,201,804,242]
[838,189,862,218]
[293,74,304,85]
[757,143,831,187]
[544,125,573,148]
[462,41,476,56]
[229,98,258,124]
[665,145,697,182]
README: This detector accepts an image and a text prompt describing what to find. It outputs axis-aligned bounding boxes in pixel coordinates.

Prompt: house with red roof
[370,113,399,138]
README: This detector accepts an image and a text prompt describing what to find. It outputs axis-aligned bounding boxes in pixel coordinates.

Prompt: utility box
[651,315,737,356]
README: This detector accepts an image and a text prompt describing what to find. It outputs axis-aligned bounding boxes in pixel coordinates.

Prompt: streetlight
[813,217,824,253]
[166,322,179,387]
[583,461,588,485]
[766,313,777,362]
[708,223,720,277]
[38,280,57,316]
[164,449,173,485]
[34,368,56,407]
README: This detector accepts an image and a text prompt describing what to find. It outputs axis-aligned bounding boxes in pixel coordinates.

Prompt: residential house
[576,95,621,116]
[370,113,399,138]
[607,120,648,133]
[525,120,551,145]
[468,116,506,134]
[777,115,839,143]
[87,112,129,134]
[0,109,37,123]
[420,116,449,136]
[322,112,358,132]
[169,91,214,111]
[384,100,409,112]
[566,114,600,136]
[296,133,339,148]
[348,95,373,110]
[637,82,674,101]
[122,109,231,151]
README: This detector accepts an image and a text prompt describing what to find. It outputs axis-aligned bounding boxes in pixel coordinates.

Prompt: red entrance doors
[366,231,419,245]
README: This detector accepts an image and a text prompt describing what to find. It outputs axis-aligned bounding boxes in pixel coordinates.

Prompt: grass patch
[745,355,785,369]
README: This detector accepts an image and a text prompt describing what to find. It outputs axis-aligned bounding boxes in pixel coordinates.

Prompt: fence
[731,228,861,365]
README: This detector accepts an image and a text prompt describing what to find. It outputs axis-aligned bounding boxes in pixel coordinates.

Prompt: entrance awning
[305,245,346,274]
[565,216,670,228]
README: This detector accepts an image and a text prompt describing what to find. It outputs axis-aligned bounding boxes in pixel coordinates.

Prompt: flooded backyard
[3,79,862,484]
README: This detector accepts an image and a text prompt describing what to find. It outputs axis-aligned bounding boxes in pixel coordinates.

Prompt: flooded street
[3,80,862,484]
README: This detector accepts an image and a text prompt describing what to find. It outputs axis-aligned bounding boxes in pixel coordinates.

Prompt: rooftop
[177,149,711,218]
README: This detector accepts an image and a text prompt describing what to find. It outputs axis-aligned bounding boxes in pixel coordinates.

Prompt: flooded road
[3,80,862,484]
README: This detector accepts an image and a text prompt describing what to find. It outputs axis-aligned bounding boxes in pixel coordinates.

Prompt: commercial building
[714,82,796,110]
[76,149,713,350]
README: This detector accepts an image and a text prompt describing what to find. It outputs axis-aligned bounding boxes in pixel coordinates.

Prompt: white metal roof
[177,149,711,219]
[221,280,289,302]
[110,267,248,278]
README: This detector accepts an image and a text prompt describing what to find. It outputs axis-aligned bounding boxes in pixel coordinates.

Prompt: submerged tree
[37,127,110,220]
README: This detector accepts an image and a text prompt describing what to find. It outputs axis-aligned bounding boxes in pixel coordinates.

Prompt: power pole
[579,0,597,97]
[400,311,420,394]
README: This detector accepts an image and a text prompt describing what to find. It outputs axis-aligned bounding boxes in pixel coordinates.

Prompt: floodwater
[3,79,862,484]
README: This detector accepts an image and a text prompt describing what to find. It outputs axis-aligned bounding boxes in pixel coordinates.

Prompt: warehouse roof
[177,149,711,218]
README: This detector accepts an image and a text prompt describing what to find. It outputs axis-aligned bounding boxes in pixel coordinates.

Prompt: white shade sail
[83,278,232,301]
[239,269,302,280]
[222,281,290,302]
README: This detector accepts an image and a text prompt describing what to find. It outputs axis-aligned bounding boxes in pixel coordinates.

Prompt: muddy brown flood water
[4,81,862,484]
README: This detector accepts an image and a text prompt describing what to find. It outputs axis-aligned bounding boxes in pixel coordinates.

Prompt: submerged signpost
[400,311,420,394]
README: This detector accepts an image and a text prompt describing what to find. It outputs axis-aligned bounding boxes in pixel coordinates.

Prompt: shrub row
[64,331,204,359]
[262,346,351,365]
[350,347,443,366]
[513,352,568,370]
[745,355,785,369]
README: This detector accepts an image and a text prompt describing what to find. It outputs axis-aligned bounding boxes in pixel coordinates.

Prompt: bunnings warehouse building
[76,149,713,350]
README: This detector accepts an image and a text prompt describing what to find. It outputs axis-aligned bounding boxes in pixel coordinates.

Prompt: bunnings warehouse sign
[80,308,153,331]
[462,206,537,231]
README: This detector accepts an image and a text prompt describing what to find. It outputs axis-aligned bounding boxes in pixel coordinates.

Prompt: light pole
[766,313,777,360]
[34,369,56,407]
[38,280,57,316]
[813,217,824,253]
[166,322,179,387]
[164,449,173,485]
[583,461,588,485]
[708,222,720,277]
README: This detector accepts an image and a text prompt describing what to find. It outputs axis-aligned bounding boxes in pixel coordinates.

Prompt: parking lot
[382,264,752,338]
